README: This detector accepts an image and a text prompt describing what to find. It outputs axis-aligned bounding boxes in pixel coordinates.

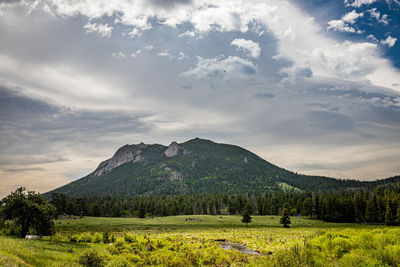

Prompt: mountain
[46,138,400,197]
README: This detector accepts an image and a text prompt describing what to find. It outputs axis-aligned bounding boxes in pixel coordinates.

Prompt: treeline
[50,188,400,225]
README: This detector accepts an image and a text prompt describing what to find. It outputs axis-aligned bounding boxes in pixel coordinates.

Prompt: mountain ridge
[46,138,400,197]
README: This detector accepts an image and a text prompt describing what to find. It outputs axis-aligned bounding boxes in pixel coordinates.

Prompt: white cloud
[327,20,361,34]
[310,41,380,79]
[182,55,256,80]
[368,8,389,25]
[381,35,397,47]
[179,31,196,38]
[178,52,188,60]
[385,0,400,6]
[345,0,378,7]
[32,0,399,90]
[379,14,389,25]
[112,51,126,58]
[342,10,364,24]
[83,21,113,38]
[157,49,174,60]
[0,54,126,108]
[367,34,378,42]
[231,38,261,58]
[144,45,154,50]
[9,0,398,91]
[327,11,363,34]
[131,49,142,58]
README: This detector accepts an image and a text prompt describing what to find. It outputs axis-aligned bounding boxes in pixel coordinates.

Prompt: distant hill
[46,138,400,197]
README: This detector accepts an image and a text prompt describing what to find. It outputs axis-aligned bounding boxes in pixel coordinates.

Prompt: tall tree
[303,197,314,218]
[50,193,68,217]
[241,210,252,226]
[0,188,56,238]
[280,207,291,228]
[385,196,397,226]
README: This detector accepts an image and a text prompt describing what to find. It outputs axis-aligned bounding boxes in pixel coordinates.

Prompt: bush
[78,249,106,267]
[105,257,132,267]
[1,220,21,236]
[123,233,137,243]
[78,232,93,243]
[103,232,110,243]
[69,235,79,243]
[338,253,383,267]
[93,233,102,243]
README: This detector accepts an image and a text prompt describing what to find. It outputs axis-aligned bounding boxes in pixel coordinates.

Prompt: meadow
[1,215,399,266]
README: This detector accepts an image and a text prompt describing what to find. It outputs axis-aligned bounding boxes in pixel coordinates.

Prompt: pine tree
[385,196,397,226]
[241,210,252,226]
[396,206,400,226]
[280,207,291,228]
[365,194,378,224]
[303,197,314,218]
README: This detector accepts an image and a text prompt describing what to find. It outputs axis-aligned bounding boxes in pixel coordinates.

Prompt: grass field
[1,215,399,266]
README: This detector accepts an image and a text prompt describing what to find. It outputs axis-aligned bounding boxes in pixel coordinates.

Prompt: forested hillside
[50,184,400,225]
[46,138,400,197]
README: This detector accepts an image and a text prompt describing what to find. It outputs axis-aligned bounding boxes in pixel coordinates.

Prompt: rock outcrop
[164,141,188,157]
[94,142,147,176]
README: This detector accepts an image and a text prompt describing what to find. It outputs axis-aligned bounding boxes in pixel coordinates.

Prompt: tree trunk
[20,221,30,238]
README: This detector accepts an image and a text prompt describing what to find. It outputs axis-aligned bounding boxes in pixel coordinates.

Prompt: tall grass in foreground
[1,216,400,266]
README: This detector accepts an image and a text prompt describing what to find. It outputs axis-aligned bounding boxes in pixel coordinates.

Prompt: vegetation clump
[280,206,291,228]
[78,249,105,267]
[0,187,56,238]
[241,210,252,226]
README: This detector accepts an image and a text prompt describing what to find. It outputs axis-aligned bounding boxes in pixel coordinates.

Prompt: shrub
[69,235,78,243]
[78,232,93,243]
[1,220,21,236]
[338,253,383,267]
[93,233,102,243]
[331,236,352,257]
[103,232,110,243]
[78,249,106,267]
[123,233,137,243]
[105,257,132,267]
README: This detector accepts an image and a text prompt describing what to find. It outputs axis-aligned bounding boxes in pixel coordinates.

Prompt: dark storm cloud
[0,86,153,160]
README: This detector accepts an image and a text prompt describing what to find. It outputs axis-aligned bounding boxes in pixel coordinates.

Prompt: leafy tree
[280,207,291,228]
[0,187,56,238]
[241,210,252,226]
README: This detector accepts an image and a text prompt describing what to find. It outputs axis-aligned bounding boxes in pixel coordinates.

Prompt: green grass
[0,215,395,266]
[0,235,91,266]
[55,215,359,232]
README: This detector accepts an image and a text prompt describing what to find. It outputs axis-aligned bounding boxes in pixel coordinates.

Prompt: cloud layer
[0,0,399,197]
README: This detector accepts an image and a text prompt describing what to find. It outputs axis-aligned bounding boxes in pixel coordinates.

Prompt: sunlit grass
[55,215,359,232]
[0,215,394,266]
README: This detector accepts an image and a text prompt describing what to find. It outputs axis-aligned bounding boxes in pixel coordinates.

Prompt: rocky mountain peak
[94,142,148,176]
[164,141,188,157]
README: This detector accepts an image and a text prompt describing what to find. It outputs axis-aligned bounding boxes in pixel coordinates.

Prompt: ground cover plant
[1,215,399,266]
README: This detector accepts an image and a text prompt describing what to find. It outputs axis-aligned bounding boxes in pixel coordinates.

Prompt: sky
[0,0,400,197]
